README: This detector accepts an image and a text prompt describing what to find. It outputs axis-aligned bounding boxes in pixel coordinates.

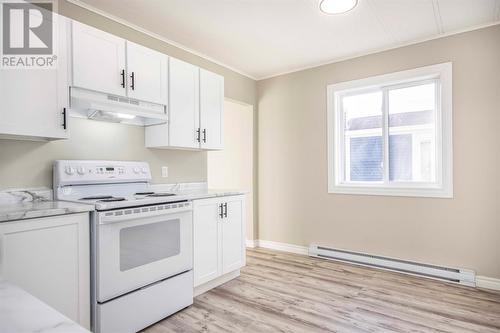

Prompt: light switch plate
[161,166,168,178]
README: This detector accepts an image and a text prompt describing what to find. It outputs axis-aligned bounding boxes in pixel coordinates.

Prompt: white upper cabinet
[168,57,200,149]
[145,59,225,151]
[72,21,126,97]
[71,21,224,149]
[126,41,168,104]
[0,15,70,140]
[200,69,224,150]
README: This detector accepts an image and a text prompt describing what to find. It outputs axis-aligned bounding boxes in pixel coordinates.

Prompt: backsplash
[0,188,52,206]
[0,183,209,206]
[0,118,207,190]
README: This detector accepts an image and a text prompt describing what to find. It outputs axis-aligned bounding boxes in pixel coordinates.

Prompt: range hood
[69,87,168,126]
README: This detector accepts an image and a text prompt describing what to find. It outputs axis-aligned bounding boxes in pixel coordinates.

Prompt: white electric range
[53,160,193,333]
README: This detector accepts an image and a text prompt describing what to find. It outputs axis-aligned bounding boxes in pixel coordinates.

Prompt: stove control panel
[54,160,152,186]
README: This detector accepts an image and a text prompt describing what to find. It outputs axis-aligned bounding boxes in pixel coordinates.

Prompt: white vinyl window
[327,63,453,198]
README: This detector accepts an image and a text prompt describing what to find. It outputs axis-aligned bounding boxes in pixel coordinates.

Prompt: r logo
[2,1,53,55]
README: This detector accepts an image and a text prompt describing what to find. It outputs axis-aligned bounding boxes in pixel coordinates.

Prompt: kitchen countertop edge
[0,201,94,224]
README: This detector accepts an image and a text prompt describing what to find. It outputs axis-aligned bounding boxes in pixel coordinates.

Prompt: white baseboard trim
[245,239,258,248]
[256,239,308,255]
[476,276,500,291]
[250,240,500,292]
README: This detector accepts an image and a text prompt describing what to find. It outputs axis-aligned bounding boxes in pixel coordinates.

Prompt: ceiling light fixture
[319,0,358,15]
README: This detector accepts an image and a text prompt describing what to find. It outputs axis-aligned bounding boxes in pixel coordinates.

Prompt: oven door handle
[98,205,192,225]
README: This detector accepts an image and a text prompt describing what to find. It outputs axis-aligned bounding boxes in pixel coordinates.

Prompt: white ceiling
[71,0,500,80]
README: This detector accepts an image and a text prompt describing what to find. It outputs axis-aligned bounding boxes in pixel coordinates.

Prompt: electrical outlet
[161,166,168,178]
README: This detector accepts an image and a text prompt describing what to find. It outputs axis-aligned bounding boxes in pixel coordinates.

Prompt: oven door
[96,202,192,302]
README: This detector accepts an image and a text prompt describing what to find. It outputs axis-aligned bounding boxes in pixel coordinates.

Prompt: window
[327,63,453,198]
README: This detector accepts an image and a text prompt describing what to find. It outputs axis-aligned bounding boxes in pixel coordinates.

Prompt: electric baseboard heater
[309,244,475,287]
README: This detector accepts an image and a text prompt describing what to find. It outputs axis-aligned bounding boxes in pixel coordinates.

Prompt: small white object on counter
[0,280,90,333]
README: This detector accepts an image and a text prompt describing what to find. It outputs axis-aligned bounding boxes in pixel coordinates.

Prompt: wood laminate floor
[142,247,500,333]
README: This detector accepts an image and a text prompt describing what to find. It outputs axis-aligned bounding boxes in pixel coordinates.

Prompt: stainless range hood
[69,87,168,126]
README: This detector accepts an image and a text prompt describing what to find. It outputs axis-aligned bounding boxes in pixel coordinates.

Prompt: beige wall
[0,1,256,189]
[257,25,500,278]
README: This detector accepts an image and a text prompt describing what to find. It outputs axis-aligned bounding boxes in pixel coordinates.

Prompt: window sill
[328,184,453,198]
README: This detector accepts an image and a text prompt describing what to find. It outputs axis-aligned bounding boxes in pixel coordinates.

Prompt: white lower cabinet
[193,195,245,289]
[0,213,90,329]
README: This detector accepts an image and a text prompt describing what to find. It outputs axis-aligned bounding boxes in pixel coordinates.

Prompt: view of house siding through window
[343,91,383,181]
[342,81,437,183]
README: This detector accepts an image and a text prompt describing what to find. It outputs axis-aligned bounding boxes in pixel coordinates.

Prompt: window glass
[342,91,382,182]
[328,63,452,197]
[388,83,436,182]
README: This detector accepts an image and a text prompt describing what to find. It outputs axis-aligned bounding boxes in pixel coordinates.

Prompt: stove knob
[65,166,75,175]
[133,167,140,174]
[141,167,148,174]
[77,167,86,175]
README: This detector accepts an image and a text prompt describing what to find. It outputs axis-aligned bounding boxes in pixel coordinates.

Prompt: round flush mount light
[319,0,358,14]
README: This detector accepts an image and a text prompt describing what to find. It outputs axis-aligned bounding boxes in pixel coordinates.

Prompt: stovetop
[80,192,175,202]
[74,192,179,210]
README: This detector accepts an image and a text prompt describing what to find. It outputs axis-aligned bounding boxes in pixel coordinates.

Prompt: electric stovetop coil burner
[135,192,176,197]
[147,193,176,197]
[80,196,127,202]
[98,197,126,202]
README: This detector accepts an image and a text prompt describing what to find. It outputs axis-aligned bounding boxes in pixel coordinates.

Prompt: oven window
[120,219,180,271]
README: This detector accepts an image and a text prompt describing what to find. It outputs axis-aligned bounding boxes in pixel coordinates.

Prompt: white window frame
[327,63,453,198]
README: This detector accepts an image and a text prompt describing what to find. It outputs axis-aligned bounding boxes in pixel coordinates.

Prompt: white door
[0,15,69,140]
[169,57,200,149]
[200,69,224,150]
[193,199,221,287]
[221,196,245,274]
[126,42,168,104]
[72,21,126,96]
[97,207,192,302]
[0,213,90,329]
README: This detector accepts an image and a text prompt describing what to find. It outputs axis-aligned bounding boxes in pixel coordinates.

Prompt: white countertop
[0,280,90,333]
[0,201,94,223]
[0,185,246,220]
[173,189,248,200]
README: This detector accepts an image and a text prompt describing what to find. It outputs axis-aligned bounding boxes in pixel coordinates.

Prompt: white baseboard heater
[309,244,475,287]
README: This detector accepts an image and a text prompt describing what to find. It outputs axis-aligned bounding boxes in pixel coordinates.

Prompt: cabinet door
[169,57,200,149]
[193,199,221,287]
[0,213,90,329]
[126,41,168,104]
[72,21,126,96]
[221,196,245,274]
[0,16,69,140]
[200,69,224,150]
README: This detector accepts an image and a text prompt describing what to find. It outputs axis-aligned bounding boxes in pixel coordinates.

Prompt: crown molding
[65,0,500,81]
[257,20,500,81]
